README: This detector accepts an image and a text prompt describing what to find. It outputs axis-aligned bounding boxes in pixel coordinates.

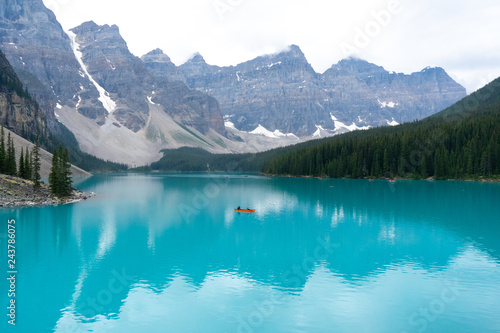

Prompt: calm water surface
[1,174,500,333]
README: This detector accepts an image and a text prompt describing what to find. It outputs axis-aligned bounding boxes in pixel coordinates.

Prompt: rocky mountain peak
[147,48,165,55]
[236,44,316,84]
[71,21,127,49]
[416,66,450,79]
[256,44,309,66]
[70,21,153,131]
[74,20,99,30]
[1,0,57,25]
[325,57,386,76]
[172,47,466,136]
[283,44,305,57]
[0,0,104,119]
[187,52,207,64]
[70,21,226,136]
[142,48,183,81]
[421,66,445,73]
[411,66,453,83]
[141,48,173,64]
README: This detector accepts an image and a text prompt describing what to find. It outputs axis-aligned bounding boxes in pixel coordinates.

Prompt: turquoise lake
[1,174,500,332]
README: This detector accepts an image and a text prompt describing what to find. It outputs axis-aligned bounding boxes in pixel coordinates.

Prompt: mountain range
[0,0,467,167]
[263,76,500,179]
[168,45,465,137]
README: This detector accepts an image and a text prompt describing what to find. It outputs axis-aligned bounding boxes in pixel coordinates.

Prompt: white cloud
[45,0,500,92]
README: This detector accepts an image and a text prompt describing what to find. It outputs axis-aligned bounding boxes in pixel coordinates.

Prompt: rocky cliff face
[320,59,467,127]
[0,0,469,164]
[0,0,229,165]
[0,48,46,142]
[141,49,185,82]
[0,0,105,121]
[0,0,227,136]
[69,21,152,131]
[141,49,225,135]
[177,45,325,135]
[170,45,466,137]
[70,22,226,135]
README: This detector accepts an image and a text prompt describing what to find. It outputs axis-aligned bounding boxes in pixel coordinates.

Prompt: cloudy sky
[44,0,500,93]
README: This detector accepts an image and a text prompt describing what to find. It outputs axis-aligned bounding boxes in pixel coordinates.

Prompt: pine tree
[61,147,72,196]
[32,136,41,188]
[24,146,31,180]
[49,148,60,195]
[6,132,16,176]
[49,145,73,197]
[383,148,390,178]
[19,147,25,179]
[0,126,5,173]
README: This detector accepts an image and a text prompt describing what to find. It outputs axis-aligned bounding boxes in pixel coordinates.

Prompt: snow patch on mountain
[268,61,282,68]
[378,99,398,108]
[67,30,116,113]
[224,120,237,130]
[334,120,370,132]
[358,116,368,123]
[105,57,116,70]
[250,124,298,139]
[422,66,438,72]
[331,113,370,132]
[386,118,399,126]
[313,125,326,138]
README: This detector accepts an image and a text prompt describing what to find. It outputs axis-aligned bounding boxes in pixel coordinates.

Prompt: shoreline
[0,174,95,208]
[262,174,500,183]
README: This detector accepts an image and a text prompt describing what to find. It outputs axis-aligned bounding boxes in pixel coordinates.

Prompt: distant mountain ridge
[263,76,500,179]
[144,45,466,137]
[0,0,468,167]
[0,0,238,166]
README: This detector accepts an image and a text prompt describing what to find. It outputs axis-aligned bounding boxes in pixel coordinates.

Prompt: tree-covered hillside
[262,78,500,180]
[142,147,289,172]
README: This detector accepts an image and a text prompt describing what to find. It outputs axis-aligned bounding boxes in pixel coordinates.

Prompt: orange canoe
[234,209,255,213]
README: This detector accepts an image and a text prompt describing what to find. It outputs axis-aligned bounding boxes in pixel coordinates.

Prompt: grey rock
[70,21,151,131]
[0,48,47,139]
[0,0,106,122]
[141,48,185,82]
[1,1,226,138]
[170,45,466,136]
[71,22,226,135]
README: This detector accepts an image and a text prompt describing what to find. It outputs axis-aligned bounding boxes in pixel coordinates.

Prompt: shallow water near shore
[1,173,500,332]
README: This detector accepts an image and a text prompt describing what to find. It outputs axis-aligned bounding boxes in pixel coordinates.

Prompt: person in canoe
[235,206,255,212]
